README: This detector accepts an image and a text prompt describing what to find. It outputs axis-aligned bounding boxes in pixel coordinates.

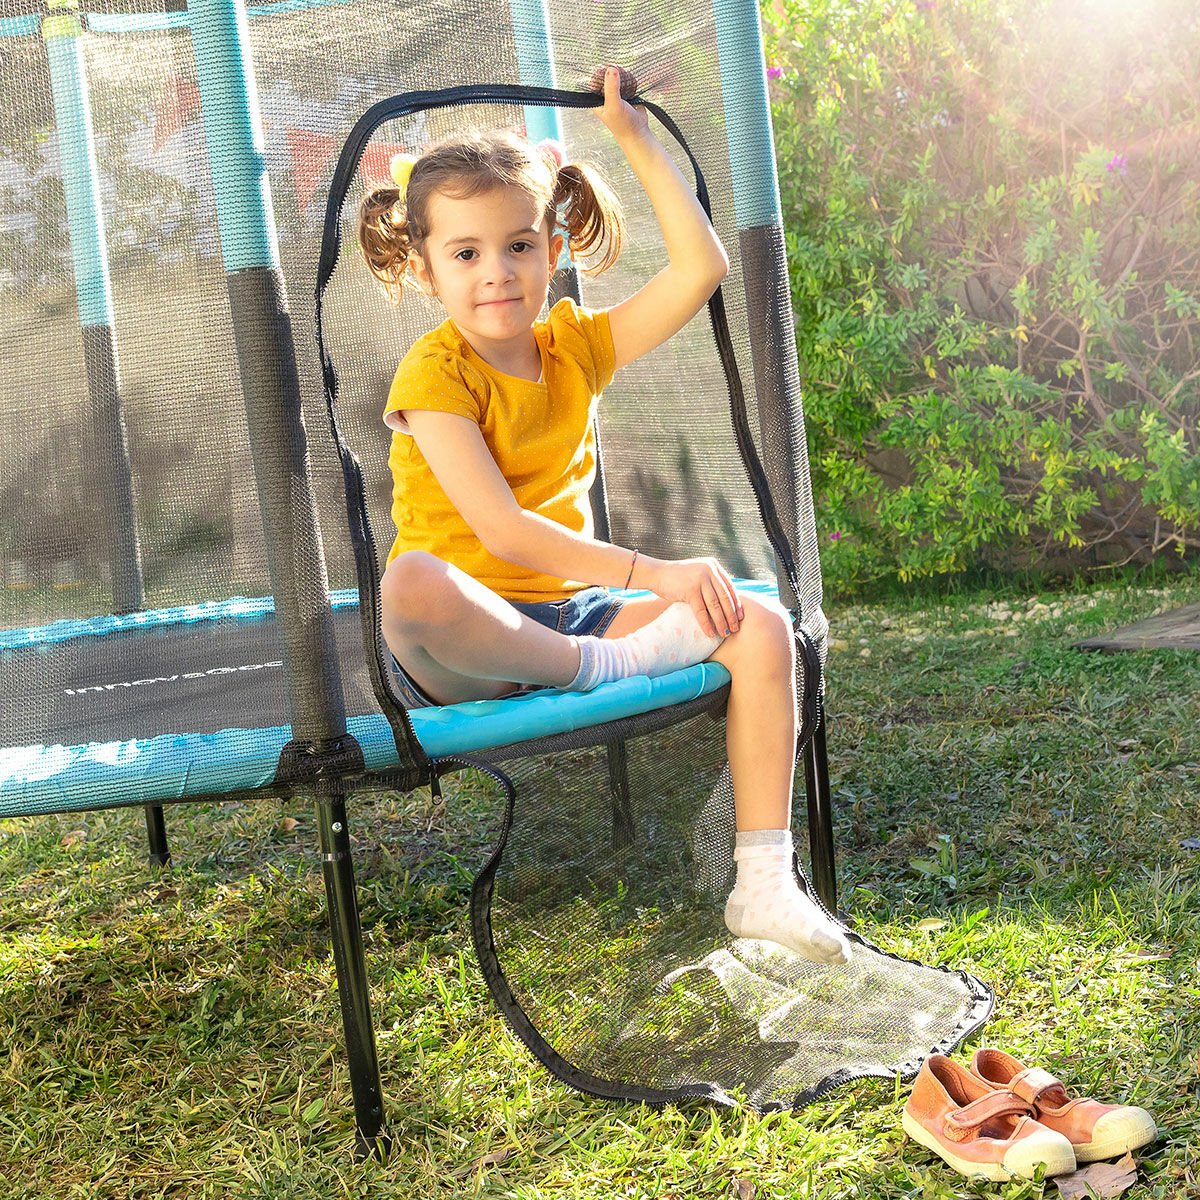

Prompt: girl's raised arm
[595,66,729,372]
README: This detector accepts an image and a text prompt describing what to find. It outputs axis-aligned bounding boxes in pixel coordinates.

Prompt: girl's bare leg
[385,560,848,961]
[611,592,796,832]
[381,551,582,704]
[614,591,850,963]
[707,598,796,832]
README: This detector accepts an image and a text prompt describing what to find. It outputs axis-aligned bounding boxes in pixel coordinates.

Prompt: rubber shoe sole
[902,1109,1076,1182]
[1073,1107,1157,1163]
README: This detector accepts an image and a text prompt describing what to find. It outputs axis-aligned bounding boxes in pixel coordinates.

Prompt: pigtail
[554,162,625,276]
[357,184,415,303]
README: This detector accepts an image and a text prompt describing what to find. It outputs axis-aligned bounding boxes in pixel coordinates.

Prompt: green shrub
[765,0,1200,593]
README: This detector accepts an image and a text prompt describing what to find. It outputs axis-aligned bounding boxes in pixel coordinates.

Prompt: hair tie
[536,138,566,170]
[389,152,417,199]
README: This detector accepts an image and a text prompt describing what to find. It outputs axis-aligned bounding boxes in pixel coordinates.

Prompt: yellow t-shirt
[383,297,616,603]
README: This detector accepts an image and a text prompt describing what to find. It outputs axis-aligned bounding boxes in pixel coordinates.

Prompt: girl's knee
[381,551,454,629]
[740,593,792,636]
[730,593,794,665]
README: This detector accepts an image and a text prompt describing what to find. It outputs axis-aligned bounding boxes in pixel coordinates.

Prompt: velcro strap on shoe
[1009,1067,1065,1107]
[942,1092,1035,1142]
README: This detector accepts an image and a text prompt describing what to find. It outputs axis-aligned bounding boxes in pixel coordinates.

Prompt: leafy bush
[764,0,1200,592]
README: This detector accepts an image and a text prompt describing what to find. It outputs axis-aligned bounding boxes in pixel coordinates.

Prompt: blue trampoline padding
[0,663,730,818]
[713,0,783,229]
[0,589,362,651]
[83,0,355,34]
[190,0,280,273]
[1,579,779,650]
[0,13,39,36]
[44,16,117,330]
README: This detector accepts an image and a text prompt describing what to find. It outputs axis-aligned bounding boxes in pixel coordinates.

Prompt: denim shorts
[389,584,624,709]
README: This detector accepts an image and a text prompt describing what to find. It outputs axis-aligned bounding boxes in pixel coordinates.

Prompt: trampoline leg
[315,783,387,1155]
[144,804,170,867]
[802,717,838,913]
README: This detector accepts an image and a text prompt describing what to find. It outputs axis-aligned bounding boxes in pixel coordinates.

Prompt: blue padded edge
[510,0,562,146]
[712,0,782,229]
[83,8,190,32]
[0,589,361,650]
[44,20,115,329]
[83,0,355,34]
[2,579,778,650]
[0,663,729,818]
[510,0,570,271]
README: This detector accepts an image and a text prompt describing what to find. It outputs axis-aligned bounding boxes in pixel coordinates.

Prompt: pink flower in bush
[766,65,785,80]
[1106,153,1128,176]
[829,531,843,541]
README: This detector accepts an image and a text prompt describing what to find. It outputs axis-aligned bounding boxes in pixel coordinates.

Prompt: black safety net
[0,0,991,1115]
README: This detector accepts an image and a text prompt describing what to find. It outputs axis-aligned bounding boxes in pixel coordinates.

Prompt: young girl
[358,65,850,966]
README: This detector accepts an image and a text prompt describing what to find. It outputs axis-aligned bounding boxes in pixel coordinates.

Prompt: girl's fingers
[714,567,743,626]
[701,569,737,636]
[700,578,732,639]
[695,582,720,638]
[722,570,745,621]
[714,578,739,637]
[605,66,622,104]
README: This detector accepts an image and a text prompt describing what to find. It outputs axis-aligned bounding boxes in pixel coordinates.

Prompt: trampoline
[1,584,741,811]
[0,0,992,1145]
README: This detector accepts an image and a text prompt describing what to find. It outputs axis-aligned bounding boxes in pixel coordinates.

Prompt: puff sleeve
[544,297,616,396]
[383,347,486,433]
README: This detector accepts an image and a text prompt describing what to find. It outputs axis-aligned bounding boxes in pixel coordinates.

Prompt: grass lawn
[2,572,1198,1199]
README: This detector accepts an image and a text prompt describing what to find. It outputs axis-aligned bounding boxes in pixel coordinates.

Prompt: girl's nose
[485,252,516,281]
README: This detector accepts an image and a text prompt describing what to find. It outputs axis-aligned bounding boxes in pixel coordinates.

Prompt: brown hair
[357,129,625,303]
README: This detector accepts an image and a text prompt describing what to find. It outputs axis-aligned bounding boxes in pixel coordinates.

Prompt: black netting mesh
[0,0,990,1113]
[465,713,991,1110]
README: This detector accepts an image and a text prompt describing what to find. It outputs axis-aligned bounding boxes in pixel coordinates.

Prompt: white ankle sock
[567,602,723,691]
[724,829,852,965]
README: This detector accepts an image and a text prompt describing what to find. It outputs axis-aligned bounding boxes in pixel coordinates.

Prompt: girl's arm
[596,66,730,372]
[404,408,743,637]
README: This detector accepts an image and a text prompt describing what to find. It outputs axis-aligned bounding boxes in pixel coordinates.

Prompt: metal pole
[713,0,837,893]
[44,0,163,861]
[189,0,383,1144]
[43,0,146,616]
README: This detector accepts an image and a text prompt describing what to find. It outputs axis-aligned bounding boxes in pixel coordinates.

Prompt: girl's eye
[511,241,532,253]
[454,248,477,262]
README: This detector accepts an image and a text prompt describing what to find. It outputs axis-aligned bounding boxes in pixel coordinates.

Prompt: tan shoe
[970,1047,1156,1163]
[903,1054,1077,1181]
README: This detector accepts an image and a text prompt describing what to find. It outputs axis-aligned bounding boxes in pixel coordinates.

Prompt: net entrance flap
[317,77,992,1108]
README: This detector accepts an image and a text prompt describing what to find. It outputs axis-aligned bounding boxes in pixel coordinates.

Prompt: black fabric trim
[445,724,991,1112]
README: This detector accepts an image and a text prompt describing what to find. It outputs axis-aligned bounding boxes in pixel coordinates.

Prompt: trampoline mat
[2,606,374,747]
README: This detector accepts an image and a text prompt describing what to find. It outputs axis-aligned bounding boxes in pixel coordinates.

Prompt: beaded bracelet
[623,548,639,590]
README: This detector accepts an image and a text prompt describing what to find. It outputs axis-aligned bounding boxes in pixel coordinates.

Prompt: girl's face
[410,184,564,350]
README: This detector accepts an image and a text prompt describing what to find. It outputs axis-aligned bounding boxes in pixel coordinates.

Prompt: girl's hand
[640,555,744,639]
[590,65,650,143]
